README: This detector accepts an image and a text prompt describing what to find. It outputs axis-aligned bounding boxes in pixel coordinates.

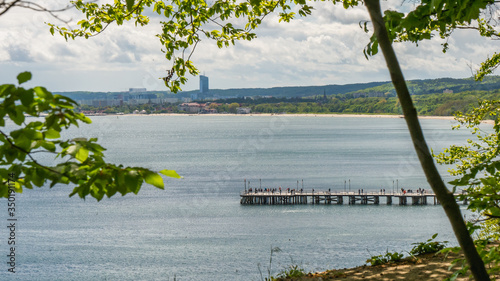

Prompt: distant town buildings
[178,102,217,114]
[236,107,251,114]
[443,89,453,94]
[78,88,180,106]
[164,97,180,103]
[79,99,122,107]
[178,102,204,113]
[177,102,251,114]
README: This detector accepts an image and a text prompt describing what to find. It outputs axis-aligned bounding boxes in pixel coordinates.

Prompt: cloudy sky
[0,0,497,92]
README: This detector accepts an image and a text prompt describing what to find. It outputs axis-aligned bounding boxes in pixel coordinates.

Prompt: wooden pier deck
[240,191,466,206]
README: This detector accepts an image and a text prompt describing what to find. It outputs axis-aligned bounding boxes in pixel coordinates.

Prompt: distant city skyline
[0,1,498,92]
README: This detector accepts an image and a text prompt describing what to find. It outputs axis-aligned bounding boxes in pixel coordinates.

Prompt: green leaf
[8,106,25,125]
[106,186,117,198]
[44,129,61,139]
[19,89,34,107]
[34,87,53,100]
[75,147,89,162]
[144,171,164,189]
[65,144,78,156]
[17,72,32,85]
[159,169,183,179]
[69,186,79,198]
[0,84,15,98]
[448,176,469,186]
[40,141,56,152]
[126,0,135,11]
[124,169,141,194]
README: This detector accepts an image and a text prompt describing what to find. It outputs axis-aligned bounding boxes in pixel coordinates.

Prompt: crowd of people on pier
[401,188,427,195]
[247,187,307,194]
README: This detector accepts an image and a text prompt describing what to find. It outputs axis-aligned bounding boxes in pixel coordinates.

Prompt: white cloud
[0,1,497,92]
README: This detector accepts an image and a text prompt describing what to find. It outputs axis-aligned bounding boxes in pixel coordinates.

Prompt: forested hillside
[352,76,500,96]
[59,76,500,100]
[214,89,500,116]
[71,76,500,116]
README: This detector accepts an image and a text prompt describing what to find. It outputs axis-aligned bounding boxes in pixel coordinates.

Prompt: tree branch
[0,0,21,17]
[84,0,145,38]
[0,0,74,23]
[0,129,62,176]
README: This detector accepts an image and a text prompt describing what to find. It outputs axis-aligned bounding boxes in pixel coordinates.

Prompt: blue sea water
[0,115,481,280]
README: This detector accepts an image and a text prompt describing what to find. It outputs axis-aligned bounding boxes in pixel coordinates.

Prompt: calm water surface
[0,115,480,280]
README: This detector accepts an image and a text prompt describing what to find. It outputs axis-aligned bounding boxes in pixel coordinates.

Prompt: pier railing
[240,190,466,206]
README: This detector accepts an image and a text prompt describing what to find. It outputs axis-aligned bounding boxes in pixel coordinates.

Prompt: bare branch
[0,0,75,24]
[0,0,21,17]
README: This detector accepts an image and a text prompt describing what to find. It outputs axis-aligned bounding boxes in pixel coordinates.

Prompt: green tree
[0,72,181,200]
[52,0,500,278]
[434,103,500,236]
[0,2,182,201]
[434,101,500,277]
[228,102,240,113]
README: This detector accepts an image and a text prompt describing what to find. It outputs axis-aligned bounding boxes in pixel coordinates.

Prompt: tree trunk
[363,0,490,280]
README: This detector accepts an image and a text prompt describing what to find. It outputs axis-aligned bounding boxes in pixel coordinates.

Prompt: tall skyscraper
[200,75,209,95]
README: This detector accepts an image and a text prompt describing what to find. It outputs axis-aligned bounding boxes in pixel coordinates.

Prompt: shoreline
[92,112,494,124]
[109,112,455,120]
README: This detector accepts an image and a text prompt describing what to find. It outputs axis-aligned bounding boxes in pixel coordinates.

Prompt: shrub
[366,251,404,266]
[409,233,448,256]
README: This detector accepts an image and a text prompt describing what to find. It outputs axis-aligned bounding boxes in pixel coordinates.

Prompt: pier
[240,190,467,206]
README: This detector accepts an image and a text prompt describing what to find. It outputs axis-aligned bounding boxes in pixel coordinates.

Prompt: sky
[0,0,498,92]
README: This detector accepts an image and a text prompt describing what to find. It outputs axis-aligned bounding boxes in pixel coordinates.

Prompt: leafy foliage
[434,101,500,278]
[269,265,306,280]
[442,241,500,281]
[434,100,500,237]
[366,251,404,266]
[409,233,448,256]
[0,72,181,200]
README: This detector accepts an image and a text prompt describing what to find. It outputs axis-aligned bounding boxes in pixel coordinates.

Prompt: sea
[0,115,484,280]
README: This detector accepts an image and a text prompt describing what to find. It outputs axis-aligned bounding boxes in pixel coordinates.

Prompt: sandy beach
[113,112,498,124]
[134,112,454,120]
[116,112,499,124]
